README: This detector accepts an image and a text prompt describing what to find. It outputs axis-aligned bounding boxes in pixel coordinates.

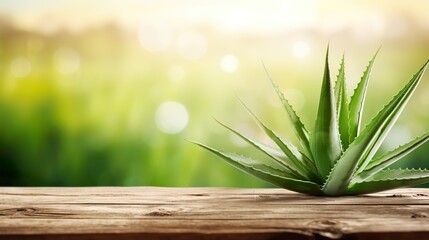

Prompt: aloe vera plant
[193,47,429,196]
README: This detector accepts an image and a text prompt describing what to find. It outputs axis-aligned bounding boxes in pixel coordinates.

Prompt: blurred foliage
[0,11,429,187]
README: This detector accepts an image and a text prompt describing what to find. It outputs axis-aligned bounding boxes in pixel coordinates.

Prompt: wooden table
[1,187,429,239]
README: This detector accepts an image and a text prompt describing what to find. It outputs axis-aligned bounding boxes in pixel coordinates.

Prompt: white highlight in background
[220,54,239,73]
[155,101,189,134]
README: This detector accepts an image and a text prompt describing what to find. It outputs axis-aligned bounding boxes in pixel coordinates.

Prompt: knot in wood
[387,194,407,198]
[411,212,428,218]
[188,193,209,197]
[308,219,347,239]
[16,208,36,213]
[146,209,174,217]
[414,193,429,197]
[0,207,37,216]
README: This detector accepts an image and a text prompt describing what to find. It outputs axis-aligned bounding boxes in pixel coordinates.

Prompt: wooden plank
[1,187,429,240]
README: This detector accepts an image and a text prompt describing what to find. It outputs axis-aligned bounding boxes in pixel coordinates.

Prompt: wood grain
[1,187,429,239]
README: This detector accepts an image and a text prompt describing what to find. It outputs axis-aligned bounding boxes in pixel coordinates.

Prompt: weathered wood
[1,187,429,239]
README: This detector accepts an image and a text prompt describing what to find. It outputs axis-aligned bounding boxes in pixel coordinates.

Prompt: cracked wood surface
[1,187,429,239]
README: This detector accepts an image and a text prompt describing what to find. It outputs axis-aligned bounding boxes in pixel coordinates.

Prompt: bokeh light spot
[155,101,189,134]
[220,54,239,73]
[292,41,310,59]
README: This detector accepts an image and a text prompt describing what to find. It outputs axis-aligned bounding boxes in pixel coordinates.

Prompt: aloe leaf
[262,62,312,159]
[356,61,429,172]
[365,168,429,180]
[346,169,429,195]
[335,55,350,149]
[311,46,343,179]
[354,132,429,182]
[237,99,321,183]
[348,49,380,142]
[214,119,304,179]
[214,119,285,159]
[322,60,429,196]
[192,141,322,195]
[334,54,345,112]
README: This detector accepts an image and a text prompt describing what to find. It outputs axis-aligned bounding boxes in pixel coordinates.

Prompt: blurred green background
[1,0,429,187]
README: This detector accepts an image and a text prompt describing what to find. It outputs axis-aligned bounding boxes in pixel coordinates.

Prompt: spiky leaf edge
[262,62,313,159]
[214,119,304,180]
[236,99,321,183]
[191,141,322,195]
[311,46,343,179]
[322,60,429,196]
[348,48,380,142]
[346,168,429,195]
[353,132,429,182]
[334,54,351,149]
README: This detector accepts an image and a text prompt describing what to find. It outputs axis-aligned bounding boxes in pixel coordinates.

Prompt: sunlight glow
[155,101,189,134]
[292,41,311,59]
[220,54,239,73]
[215,9,251,32]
